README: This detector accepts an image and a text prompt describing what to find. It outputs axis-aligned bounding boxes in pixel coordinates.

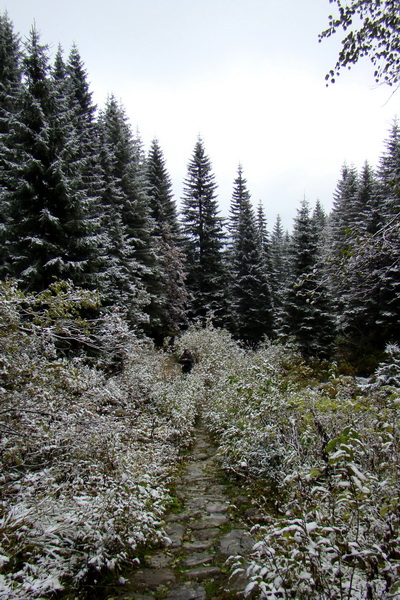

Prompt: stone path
[111,424,256,600]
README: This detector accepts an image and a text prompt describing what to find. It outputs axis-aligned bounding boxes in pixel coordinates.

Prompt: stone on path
[165,584,206,600]
[111,423,256,599]
[133,568,176,590]
[219,529,254,556]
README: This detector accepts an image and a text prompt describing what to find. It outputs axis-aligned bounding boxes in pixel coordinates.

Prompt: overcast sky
[4,0,398,229]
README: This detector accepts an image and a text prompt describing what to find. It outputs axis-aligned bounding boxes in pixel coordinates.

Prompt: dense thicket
[0,14,399,369]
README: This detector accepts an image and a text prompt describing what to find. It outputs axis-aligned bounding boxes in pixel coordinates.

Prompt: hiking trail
[109,421,260,600]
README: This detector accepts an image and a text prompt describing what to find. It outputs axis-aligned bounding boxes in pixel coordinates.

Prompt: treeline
[1,14,399,371]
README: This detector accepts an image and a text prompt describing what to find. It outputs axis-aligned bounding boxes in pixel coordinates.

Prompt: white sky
[4,0,398,230]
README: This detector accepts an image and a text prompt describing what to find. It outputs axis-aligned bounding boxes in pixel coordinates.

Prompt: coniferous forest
[1,13,400,600]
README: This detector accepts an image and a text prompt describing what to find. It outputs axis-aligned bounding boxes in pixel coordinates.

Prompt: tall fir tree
[284,199,336,358]
[5,28,97,290]
[323,163,360,316]
[256,200,274,301]
[378,119,400,222]
[270,214,290,333]
[51,43,100,288]
[146,138,189,340]
[327,162,360,258]
[336,129,400,364]
[146,138,178,235]
[0,13,22,274]
[96,96,154,328]
[180,137,226,322]
[228,163,249,240]
[0,12,21,111]
[228,167,273,344]
[357,161,383,235]
[338,219,400,364]
[312,199,327,236]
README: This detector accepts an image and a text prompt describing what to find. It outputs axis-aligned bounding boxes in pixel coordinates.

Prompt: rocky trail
[108,423,260,600]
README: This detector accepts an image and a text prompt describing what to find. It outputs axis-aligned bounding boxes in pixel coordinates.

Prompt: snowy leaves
[0,281,199,598]
[183,327,400,599]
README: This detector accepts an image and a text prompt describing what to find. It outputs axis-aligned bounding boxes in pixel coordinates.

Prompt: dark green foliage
[323,164,360,317]
[181,138,226,323]
[146,138,189,339]
[270,215,290,333]
[228,166,273,345]
[340,221,400,349]
[146,138,178,235]
[0,12,21,123]
[378,119,400,221]
[96,96,154,327]
[4,28,98,291]
[0,13,399,360]
[284,199,336,358]
[328,124,400,362]
[0,13,22,273]
[357,161,383,235]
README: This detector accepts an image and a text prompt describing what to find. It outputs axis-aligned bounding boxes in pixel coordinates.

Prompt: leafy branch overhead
[319,0,400,86]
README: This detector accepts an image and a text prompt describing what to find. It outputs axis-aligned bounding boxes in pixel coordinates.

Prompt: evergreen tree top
[0,12,21,85]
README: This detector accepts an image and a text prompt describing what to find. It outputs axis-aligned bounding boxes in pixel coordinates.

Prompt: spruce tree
[357,161,383,235]
[323,163,360,319]
[328,163,359,258]
[284,199,336,358]
[312,199,327,235]
[256,201,275,312]
[228,163,249,239]
[270,215,290,334]
[337,130,400,363]
[338,219,400,363]
[180,137,226,322]
[0,13,22,274]
[378,120,400,222]
[51,44,100,287]
[96,96,154,328]
[146,138,178,235]
[5,28,97,290]
[227,167,273,344]
[65,44,96,124]
[146,138,189,340]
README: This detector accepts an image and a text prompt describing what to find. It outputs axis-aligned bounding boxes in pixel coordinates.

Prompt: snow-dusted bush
[370,343,400,389]
[0,281,199,598]
[181,325,400,599]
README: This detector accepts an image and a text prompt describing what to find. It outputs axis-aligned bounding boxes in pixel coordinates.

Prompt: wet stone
[218,529,254,556]
[145,552,174,568]
[228,569,251,594]
[205,501,228,513]
[133,568,176,591]
[165,511,195,523]
[182,540,212,552]
[165,584,206,600]
[113,423,257,600]
[181,552,214,567]
[185,498,209,511]
[186,566,222,581]
[185,464,205,477]
[191,453,209,461]
[188,513,228,529]
[191,527,220,541]
[165,523,185,548]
